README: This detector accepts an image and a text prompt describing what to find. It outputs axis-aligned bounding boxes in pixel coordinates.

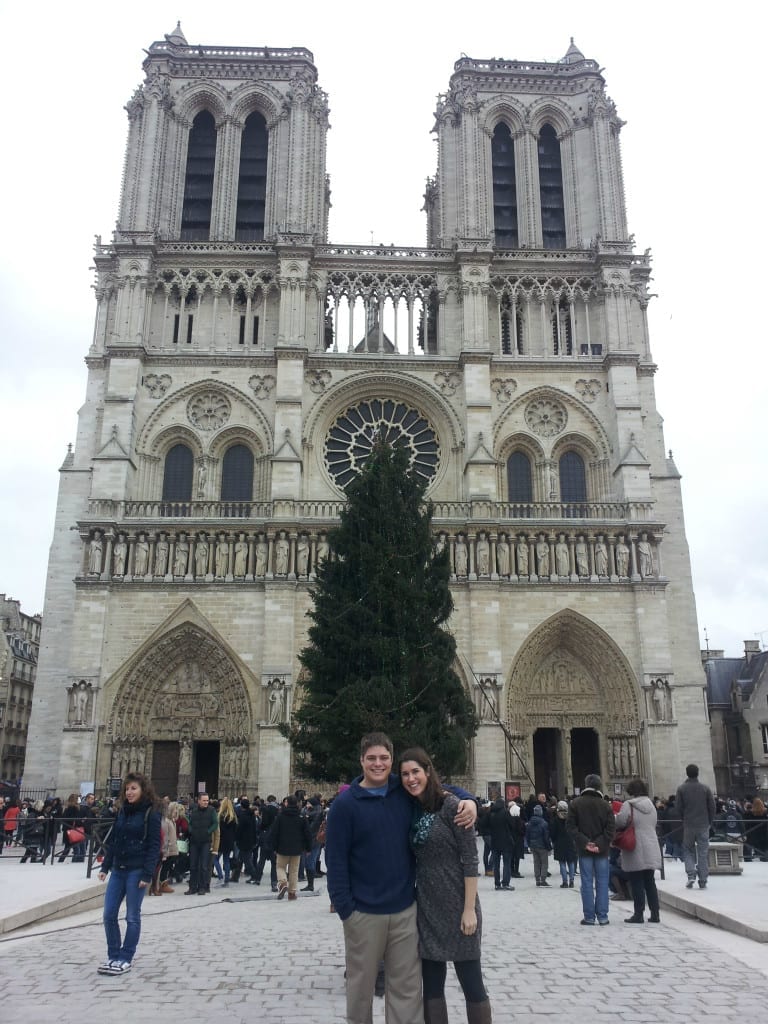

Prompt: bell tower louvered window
[537,124,566,249]
[492,123,518,248]
[236,112,268,241]
[507,452,533,503]
[180,111,217,241]
[221,444,254,501]
[162,444,194,501]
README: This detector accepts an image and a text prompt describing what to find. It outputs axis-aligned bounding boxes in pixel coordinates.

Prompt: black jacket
[566,789,615,856]
[270,805,311,857]
[488,801,516,852]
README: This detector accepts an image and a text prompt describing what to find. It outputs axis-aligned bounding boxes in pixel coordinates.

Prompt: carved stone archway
[106,621,252,796]
[505,609,641,793]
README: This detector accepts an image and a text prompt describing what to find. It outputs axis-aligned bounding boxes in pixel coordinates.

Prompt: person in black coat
[271,795,311,900]
[488,798,516,890]
[235,798,259,883]
[550,800,577,887]
[254,795,279,890]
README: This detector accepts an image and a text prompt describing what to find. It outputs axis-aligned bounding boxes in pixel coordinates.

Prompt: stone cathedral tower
[25,28,711,799]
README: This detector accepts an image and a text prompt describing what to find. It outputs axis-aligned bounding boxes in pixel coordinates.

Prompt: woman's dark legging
[422,958,487,1004]
[628,868,659,917]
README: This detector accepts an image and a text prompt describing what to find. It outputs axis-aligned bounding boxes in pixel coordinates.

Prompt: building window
[762,724,768,756]
[162,444,194,501]
[552,299,572,355]
[537,123,566,249]
[180,111,217,241]
[500,297,524,355]
[507,452,533,503]
[559,451,587,503]
[492,123,518,248]
[221,444,254,501]
[235,111,268,241]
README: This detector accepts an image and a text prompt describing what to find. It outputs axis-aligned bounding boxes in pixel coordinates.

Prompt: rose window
[524,397,567,437]
[187,391,231,431]
[324,399,440,488]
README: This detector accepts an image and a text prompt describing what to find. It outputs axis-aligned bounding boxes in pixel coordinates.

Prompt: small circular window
[324,399,440,489]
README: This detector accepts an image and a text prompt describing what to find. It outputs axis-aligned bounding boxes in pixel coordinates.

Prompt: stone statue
[174,533,189,576]
[268,680,285,724]
[134,533,149,576]
[496,534,510,577]
[616,535,630,577]
[638,534,653,577]
[316,534,329,565]
[234,533,247,577]
[536,536,550,576]
[195,534,209,577]
[113,534,127,576]
[548,463,558,498]
[255,534,268,577]
[215,534,229,576]
[476,532,490,575]
[652,678,670,721]
[455,536,468,576]
[555,534,569,576]
[70,681,90,726]
[575,536,589,577]
[197,460,207,499]
[275,532,289,575]
[516,535,529,575]
[88,531,103,574]
[595,536,608,577]
[435,532,446,558]
[296,534,309,576]
[155,534,169,576]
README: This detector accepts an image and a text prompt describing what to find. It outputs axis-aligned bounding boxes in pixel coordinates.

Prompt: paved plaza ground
[1,850,767,1023]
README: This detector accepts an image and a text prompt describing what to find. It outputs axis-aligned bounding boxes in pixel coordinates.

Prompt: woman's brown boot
[424,998,449,1024]
[466,1000,492,1023]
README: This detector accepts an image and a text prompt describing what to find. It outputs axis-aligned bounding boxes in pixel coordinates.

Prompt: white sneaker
[97,960,115,975]
[110,961,132,974]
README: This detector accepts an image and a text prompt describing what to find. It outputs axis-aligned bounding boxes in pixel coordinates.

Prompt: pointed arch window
[236,112,268,241]
[537,123,566,249]
[559,451,587,503]
[492,123,518,248]
[221,444,254,501]
[180,111,217,241]
[552,298,572,355]
[507,451,533,504]
[162,444,194,501]
[500,295,524,355]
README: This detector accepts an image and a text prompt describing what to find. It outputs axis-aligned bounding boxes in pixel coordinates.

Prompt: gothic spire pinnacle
[165,22,187,47]
[560,37,586,64]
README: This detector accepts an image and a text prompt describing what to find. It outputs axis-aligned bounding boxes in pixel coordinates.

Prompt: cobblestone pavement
[3,873,768,1023]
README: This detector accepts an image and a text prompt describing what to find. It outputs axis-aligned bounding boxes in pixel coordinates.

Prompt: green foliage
[281,440,477,782]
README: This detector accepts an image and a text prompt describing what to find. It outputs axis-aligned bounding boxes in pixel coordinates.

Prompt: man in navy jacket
[326,731,476,1024]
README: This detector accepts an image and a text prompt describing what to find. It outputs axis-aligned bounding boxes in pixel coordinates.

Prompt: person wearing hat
[525,805,552,886]
[550,800,577,888]
[566,774,615,925]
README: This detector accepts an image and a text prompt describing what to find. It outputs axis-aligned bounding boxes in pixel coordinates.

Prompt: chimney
[744,640,761,664]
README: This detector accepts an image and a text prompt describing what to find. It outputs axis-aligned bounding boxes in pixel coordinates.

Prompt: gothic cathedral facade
[25,27,711,799]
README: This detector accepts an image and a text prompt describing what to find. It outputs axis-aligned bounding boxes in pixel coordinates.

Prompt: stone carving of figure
[155,533,169,576]
[179,733,193,775]
[615,535,630,577]
[255,534,268,577]
[595,536,608,577]
[652,679,670,721]
[197,460,207,499]
[638,534,653,578]
[435,533,446,558]
[555,534,569,576]
[316,534,329,566]
[536,536,550,577]
[195,534,209,578]
[215,534,229,576]
[113,534,127,576]
[296,534,309,576]
[275,531,289,575]
[496,534,510,577]
[174,533,189,576]
[548,463,558,498]
[455,536,468,576]
[70,681,90,725]
[88,531,103,574]
[268,680,285,724]
[516,535,529,575]
[234,533,247,577]
[134,533,149,576]
[575,536,589,577]
[476,532,490,575]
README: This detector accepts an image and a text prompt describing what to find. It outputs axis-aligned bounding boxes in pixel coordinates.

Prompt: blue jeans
[578,854,609,922]
[683,827,710,883]
[103,868,146,963]
[559,859,576,884]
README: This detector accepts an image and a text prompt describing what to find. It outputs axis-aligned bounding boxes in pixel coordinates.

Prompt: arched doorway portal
[105,621,252,799]
[505,610,640,796]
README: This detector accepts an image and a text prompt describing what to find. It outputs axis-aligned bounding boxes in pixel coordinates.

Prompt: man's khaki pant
[276,853,300,894]
[342,903,422,1024]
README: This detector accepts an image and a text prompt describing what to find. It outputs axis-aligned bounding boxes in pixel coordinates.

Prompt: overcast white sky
[0,1,764,657]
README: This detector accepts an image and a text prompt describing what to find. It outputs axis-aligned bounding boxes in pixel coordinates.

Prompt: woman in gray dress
[399,747,492,1024]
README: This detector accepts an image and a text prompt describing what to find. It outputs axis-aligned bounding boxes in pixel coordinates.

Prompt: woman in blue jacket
[97,772,162,975]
